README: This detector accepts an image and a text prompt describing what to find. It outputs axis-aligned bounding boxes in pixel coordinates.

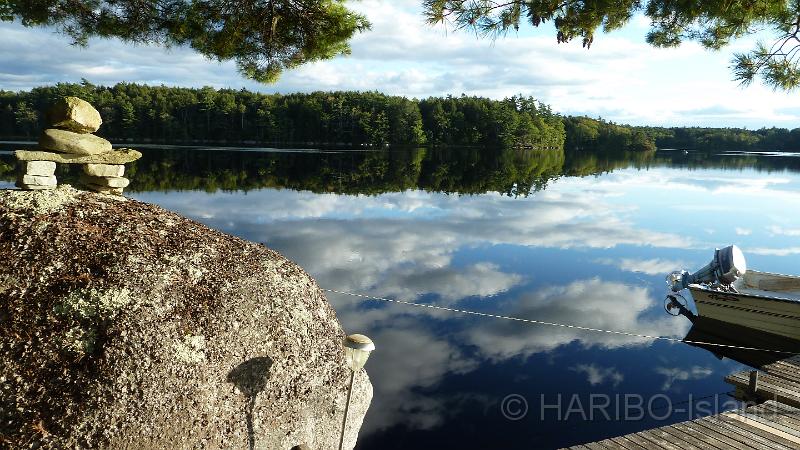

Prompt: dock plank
[765,360,800,373]
[563,406,800,450]
[669,421,738,450]
[635,429,689,450]
[727,408,800,439]
[709,414,798,450]
[762,400,800,419]
[755,368,800,390]
[780,355,800,367]
[621,432,664,450]
[608,436,646,449]
[661,425,723,450]
[566,356,800,449]
[762,363,799,378]
[688,419,778,450]
[751,402,800,429]
[613,434,652,450]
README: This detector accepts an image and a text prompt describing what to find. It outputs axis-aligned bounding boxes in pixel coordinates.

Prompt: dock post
[748,370,759,397]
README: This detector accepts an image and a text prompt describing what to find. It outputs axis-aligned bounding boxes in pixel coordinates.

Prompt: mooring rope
[323,288,800,355]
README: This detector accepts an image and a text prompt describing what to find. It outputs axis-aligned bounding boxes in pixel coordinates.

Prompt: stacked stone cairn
[15,96,141,195]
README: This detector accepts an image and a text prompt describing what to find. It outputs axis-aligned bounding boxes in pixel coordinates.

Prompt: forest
[563,116,656,152]
[0,81,565,148]
[1,82,798,153]
[642,126,800,151]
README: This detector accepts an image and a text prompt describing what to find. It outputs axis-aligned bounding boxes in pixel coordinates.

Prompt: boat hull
[684,315,800,368]
[690,286,800,342]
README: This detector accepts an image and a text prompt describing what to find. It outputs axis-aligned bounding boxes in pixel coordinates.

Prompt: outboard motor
[667,245,747,292]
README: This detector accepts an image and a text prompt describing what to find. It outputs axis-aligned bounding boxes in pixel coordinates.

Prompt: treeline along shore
[1,81,799,152]
[1,81,564,149]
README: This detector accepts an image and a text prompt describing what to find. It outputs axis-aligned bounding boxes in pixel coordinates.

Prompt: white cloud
[735,227,752,236]
[747,246,800,256]
[571,364,624,387]
[767,225,800,237]
[591,170,792,198]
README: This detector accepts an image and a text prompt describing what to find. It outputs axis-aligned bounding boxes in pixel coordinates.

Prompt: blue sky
[0,0,797,128]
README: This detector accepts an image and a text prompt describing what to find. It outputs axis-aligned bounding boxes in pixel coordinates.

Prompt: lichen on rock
[174,334,206,364]
[60,326,98,356]
[0,274,18,294]
[0,184,81,215]
[0,187,372,449]
[54,287,132,320]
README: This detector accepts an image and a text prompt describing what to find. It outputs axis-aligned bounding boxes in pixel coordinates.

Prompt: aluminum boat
[668,245,800,341]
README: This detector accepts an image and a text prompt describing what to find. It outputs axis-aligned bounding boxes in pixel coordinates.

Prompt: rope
[323,288,800,355]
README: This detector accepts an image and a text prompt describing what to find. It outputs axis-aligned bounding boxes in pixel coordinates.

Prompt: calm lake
[3,144,800,449]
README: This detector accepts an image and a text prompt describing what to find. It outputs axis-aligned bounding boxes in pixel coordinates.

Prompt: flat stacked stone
[15,149,142,164]
[84,163,125,177]
[39,129,112,155]
[16,160,57,190]
[80,164,129,195]
[14,96,141,195]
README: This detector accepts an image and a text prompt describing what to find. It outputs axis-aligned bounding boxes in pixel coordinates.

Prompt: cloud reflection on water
[131,166,799,436]
[329,276,690,435]
[358,322,479,434]
[595,257,688,276]
[654,366,714,391]
[463,278,689,361]
[571,363,625,387]
[160,185,692,305]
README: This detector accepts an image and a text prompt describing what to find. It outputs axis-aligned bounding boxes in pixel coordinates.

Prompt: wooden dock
[726,355,800,408]
[565,356,800,449]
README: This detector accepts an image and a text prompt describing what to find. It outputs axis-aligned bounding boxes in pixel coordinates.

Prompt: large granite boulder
[0,186,372,449]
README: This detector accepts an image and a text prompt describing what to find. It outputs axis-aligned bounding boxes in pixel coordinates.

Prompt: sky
[0,0,798,128]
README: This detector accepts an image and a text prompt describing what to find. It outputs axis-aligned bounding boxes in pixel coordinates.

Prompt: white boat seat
[757,277,800,291]
[730,271,800,301]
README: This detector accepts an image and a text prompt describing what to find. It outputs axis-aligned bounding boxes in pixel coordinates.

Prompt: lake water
[3,145,800,448]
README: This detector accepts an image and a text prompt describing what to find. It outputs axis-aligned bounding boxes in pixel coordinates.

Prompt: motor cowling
[668,245,747,292]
